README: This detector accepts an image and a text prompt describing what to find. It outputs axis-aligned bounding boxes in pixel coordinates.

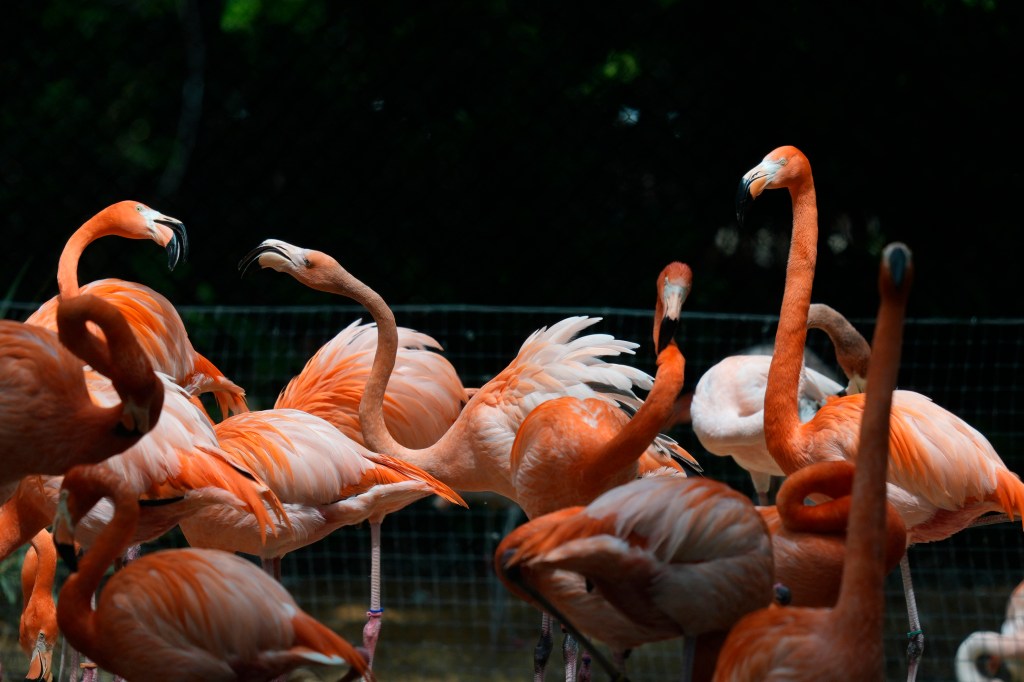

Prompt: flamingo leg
[534,612,553,681]
[750,471,773,507]
[562,628,578,681]
[58,636,79,682]
[362,520,384,672]
[901,553,923,682]
[578,648,592,682]
[681,636,696,682]
[260,556,282,581]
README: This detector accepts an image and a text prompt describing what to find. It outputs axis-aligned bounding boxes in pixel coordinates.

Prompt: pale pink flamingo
[53,464,371,682]
[506,261,692,678]
[497,472,774,681]
[25,200,246,419]
[711,241,912,680]
[19,529,58,681]
[178,407,465,669]
[239,239,699,502]
[274,318,469,448]
[956,579,1024,681]
[0,293,163,503]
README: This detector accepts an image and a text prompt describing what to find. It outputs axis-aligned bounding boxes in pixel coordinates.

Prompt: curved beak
[656,281,688,354]
[238,239,297,278]
[155,216,188,270]
[736,169,767,227]
[53,493,79,572]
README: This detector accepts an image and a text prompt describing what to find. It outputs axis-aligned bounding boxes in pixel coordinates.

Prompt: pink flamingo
[19,529,58,681]
[25,200,246,419]
[53,464,371,682]
[711,241,912,681]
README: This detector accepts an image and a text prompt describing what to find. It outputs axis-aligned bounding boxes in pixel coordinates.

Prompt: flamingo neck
[28,531,57,607]
[590,343,685,478]
[58,475,139,667]
[764,183,818,474]
[775,462,854,535]
[0,484,53,562]
[56,215,119,300]
[808,305,870,390]
[834,273,906,627]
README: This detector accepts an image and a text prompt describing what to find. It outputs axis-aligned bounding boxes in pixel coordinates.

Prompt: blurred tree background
[1,0,1019,318]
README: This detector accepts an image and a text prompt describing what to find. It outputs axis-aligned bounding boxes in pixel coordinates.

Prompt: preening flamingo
[0,368,284,564]
[497,473,774,682]
[25,200,247,419]
[53,465,371,682]
[239,239,698,502]
[505,261,692,677]
[711,241,912,681]
[178,407,465,669]
[274,318,469,448]
[956,579,1024,682]
[806,302,870,395]
[19,529,58,681]
[739,145,1024,679]
[0,293,163,502]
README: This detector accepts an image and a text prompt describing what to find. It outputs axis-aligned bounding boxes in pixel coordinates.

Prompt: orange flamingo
[25,200,246,419]
[758,459,906,609]
[0,293,163,501]
[504,261,691,677]
[0,370,284,564]
[806,302,870,395]
[19,529,58,682]
[740,145,1024,679]
[275,318,469,448]
[239,239,698,501]
[711,241,912,681]
[497,472,775,681]
[53,464,371,682]
[955,578,1024,682]
[178,407,465,669]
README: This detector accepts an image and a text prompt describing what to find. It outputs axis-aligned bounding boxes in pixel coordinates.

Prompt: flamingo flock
[0,145,1019,682]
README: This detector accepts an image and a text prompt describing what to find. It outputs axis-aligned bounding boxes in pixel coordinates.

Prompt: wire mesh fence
[1,302,1022,680]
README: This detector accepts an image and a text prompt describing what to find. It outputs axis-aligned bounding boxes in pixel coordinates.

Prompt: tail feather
[290,611,372,681]
[357,452,467,508]
[993,469,1024,527]
[157,445,288,543]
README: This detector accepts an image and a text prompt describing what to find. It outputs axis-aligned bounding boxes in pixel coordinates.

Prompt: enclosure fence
[1,302,1022,681]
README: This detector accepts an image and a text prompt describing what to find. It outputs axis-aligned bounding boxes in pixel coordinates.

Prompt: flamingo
[806,302,870,395]
[274,318,469,448]
[0,369,285,563]
[739,145,1024,679]
[710,241,912,681]
[24,200,247,419]
[19,529,58,681]
[504,261,691,678]
[496,472,775,682]
[956,579,1024,682]
[239,239,699,501]
[177,407,466,670]
[52,464,371,682]
[0,293,163,502]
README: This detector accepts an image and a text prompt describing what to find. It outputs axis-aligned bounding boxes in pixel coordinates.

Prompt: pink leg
[362,520,384,671]
[534,612,553,682]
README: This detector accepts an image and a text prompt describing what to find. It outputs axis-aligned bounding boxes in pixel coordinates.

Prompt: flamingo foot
[362,608,383,669]
[906,628,924,682]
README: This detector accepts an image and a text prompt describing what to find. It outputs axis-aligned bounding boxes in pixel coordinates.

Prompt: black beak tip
[56,541,79,572]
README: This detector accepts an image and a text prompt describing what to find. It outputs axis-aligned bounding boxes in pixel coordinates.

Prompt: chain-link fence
[1,303,1022,680]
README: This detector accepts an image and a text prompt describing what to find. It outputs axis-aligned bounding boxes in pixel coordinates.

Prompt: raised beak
[155,217,189,270]
[238,241,291,278]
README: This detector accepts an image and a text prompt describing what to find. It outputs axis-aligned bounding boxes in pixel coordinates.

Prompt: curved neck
[0,483,55,563]
[835,268,907,625]
[775,462,854,535]
[588,343,684,480]
[808,304,870,391]
[27,530,57,604]
[955,632,1007,682]
[57,474,139,664]
[56,214,121,299]
[764,182,818,474]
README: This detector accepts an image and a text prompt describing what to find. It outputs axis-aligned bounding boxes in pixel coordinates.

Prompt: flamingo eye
[303,257,312,267]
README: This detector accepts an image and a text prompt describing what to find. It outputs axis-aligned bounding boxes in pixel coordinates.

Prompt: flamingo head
[654,261,691,354]
[239,238,351,295]
[96,201,188,270]
[25,631,54,682]
[736,145,811,226]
